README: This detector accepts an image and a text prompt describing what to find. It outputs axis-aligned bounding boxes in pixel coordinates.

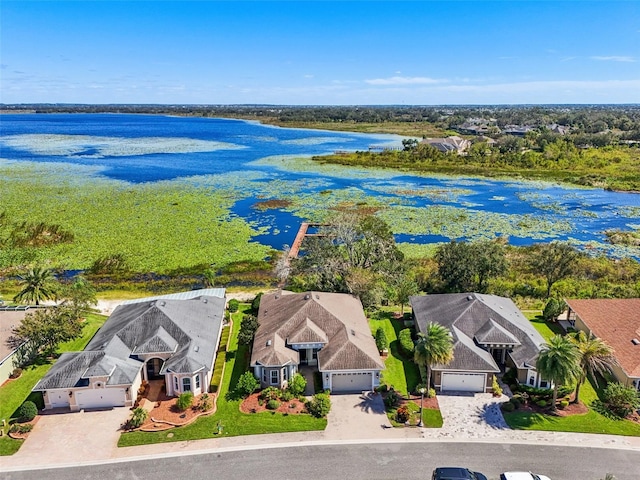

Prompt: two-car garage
[440,372,487,393]
[75,388,126,410]
[329,372,374,393]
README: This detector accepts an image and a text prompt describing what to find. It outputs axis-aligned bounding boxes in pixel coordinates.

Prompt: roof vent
[203,298,207,303]
[632,339,640,346]
[304,294,311,300]
[350,329,356,336]
[316,294,320,299]
[266,340,272,346]
[160,301,166,307]
[466,295,473,301]
[194,346,200,352]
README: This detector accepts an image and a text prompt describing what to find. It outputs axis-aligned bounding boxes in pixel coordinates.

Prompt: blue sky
[1,1,639,105]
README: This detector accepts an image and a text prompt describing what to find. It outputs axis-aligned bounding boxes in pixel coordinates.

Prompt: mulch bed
[240,392,308,415]
[398,393,439,410]
[138,393,216,431]
[7,416,40,440]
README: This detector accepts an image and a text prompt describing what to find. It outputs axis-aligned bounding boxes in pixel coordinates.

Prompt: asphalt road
[2,442,638,480]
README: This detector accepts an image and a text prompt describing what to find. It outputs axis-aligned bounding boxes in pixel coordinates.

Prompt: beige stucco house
[564,298,640,391]
[251,291,384,393]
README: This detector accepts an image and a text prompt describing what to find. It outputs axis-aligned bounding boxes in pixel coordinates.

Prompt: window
[540,380,548,388]
[183,377,191,392]
[283,368,288,381]
[195,374,200,390]
[270,370,279,385]
[262,369,267,383]
[174,376,179,391]
[529,376,535,386]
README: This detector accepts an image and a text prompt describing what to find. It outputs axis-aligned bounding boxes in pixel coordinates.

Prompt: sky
[1,1,639,105]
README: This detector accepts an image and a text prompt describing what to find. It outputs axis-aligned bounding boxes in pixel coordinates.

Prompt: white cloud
[303,74,314,79]
[591,56,636,63]
[365,76,445,86]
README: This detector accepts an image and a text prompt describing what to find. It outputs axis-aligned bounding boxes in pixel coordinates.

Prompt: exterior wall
[127,369,143,407]
[0,350,18,383]
[254,364,296,389]
[167,371,207,397]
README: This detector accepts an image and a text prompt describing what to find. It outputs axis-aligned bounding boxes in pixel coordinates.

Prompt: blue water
[1,113,639,256]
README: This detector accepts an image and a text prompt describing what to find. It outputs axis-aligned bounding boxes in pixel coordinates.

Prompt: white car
[500,473,551,480]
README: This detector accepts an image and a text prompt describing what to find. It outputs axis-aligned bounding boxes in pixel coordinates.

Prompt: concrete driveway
[3,407,131,469]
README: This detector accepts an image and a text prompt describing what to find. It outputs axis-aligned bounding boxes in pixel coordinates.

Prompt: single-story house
[251,291,384,393]
[564,298,640,391]
[0,308,30,382]
[421,136,471,154]
[410,293,548,393]
[32,289,226,411]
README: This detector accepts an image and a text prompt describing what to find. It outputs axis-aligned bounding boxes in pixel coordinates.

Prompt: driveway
[324,392,418,440]
[2,407,131,469]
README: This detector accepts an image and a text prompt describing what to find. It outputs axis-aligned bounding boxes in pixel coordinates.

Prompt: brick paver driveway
[3,407,131,469]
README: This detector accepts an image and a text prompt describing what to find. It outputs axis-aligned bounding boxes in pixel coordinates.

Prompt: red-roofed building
[564,298,640,391]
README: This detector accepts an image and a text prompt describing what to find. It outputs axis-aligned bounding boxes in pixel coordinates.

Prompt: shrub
[511,394,523,408]
[251,292,263,313]
[601,382,640,418]
[398,328,414,357]
[176,392,194,411]
[236,371,259,397]
[237,314,260,346]
[492,376,503,397]
[383,390,400,409]
[260,386,281,402]
[375,327,388,354]
[543,297,565,321]
[127,407,148,428]
[536,399,547,408]
[395,405,410,423]
[17,401,38,422]
[9,423,33,434]
[501,401,515,412]
[375,384,388,393]
[306,393,331,418]
[266,399,280,410]
[559,400,569,409]
[428,388,436,399]
[9,368,22,379]
[287,373,307,396]
[198,393,212,411]
[280,390,294,402]
[228,299,239,313]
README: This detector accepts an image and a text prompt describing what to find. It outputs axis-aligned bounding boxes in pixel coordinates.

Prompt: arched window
[183,377,191,392]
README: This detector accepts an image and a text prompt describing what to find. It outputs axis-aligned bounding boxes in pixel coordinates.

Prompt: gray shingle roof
[251,291,384,371]
[33,293,225,390]
[410,293,545,372]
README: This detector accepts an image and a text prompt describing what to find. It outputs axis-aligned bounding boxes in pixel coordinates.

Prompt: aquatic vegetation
[0,162,270,272]
[377,205,573,241]
[280,136,353,146]
[252,199,293,211]
[362,181,474,203]
[251,155,400,179]
[397,242,442,259]
[1,134,245,158]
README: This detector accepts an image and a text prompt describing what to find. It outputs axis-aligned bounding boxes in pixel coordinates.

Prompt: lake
[1,113,639,259]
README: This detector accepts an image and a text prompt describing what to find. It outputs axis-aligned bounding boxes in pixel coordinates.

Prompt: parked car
[432,467,488,480]
[500,472,551,480]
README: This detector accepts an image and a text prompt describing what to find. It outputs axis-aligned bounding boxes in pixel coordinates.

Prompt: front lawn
[0,312,107,455]
[369,309,420,396]
[118,304,326,447]
[504,317,640,436]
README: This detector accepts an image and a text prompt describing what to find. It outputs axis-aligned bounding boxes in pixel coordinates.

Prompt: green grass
[524,311,565,341]
[369,309,420,396]
[118,305,326,447]
[503,377,640,436]
[387,400,443,428]
[0,312,107,455]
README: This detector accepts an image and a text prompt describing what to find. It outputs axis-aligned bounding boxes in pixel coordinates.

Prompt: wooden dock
[288,222,327,259]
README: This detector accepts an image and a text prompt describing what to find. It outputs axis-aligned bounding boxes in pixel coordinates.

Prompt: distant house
[503,125,535,137]
[455,118,499,136]
[251,291,384,393]
[547,124,570,135]
[410,293,548,393]
[421,136,471,154]
[32,289,226,411]
[564,298,640,391]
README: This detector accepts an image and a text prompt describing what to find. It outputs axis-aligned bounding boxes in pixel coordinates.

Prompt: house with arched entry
[33,289,226,411]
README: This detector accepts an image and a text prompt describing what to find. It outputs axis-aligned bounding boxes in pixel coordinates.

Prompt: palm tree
[569,330,618,405]
[13,267,57,306]
[414,322,454,387]
[536,334,581,412]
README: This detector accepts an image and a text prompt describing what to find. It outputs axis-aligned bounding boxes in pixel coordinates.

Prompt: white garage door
[48,390,70,409]
[331,372,372,393]
[441,373,486,392]
[76,388,126,410]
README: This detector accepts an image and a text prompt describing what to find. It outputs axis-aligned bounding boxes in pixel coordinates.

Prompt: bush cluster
[17,401,38,422]
[383,390,400,409]
[398,328,414,357]
[176,391,194,411]
[228,299,239,313]
[126,407,148,429]
[306,393,331,418]
[395,405,410,423]
[236,371,259,397]
[266,399,280,410]
[9,423,33,434]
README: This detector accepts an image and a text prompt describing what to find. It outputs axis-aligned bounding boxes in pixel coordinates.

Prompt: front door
[299,348,308,365]
[146,358,164,380]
